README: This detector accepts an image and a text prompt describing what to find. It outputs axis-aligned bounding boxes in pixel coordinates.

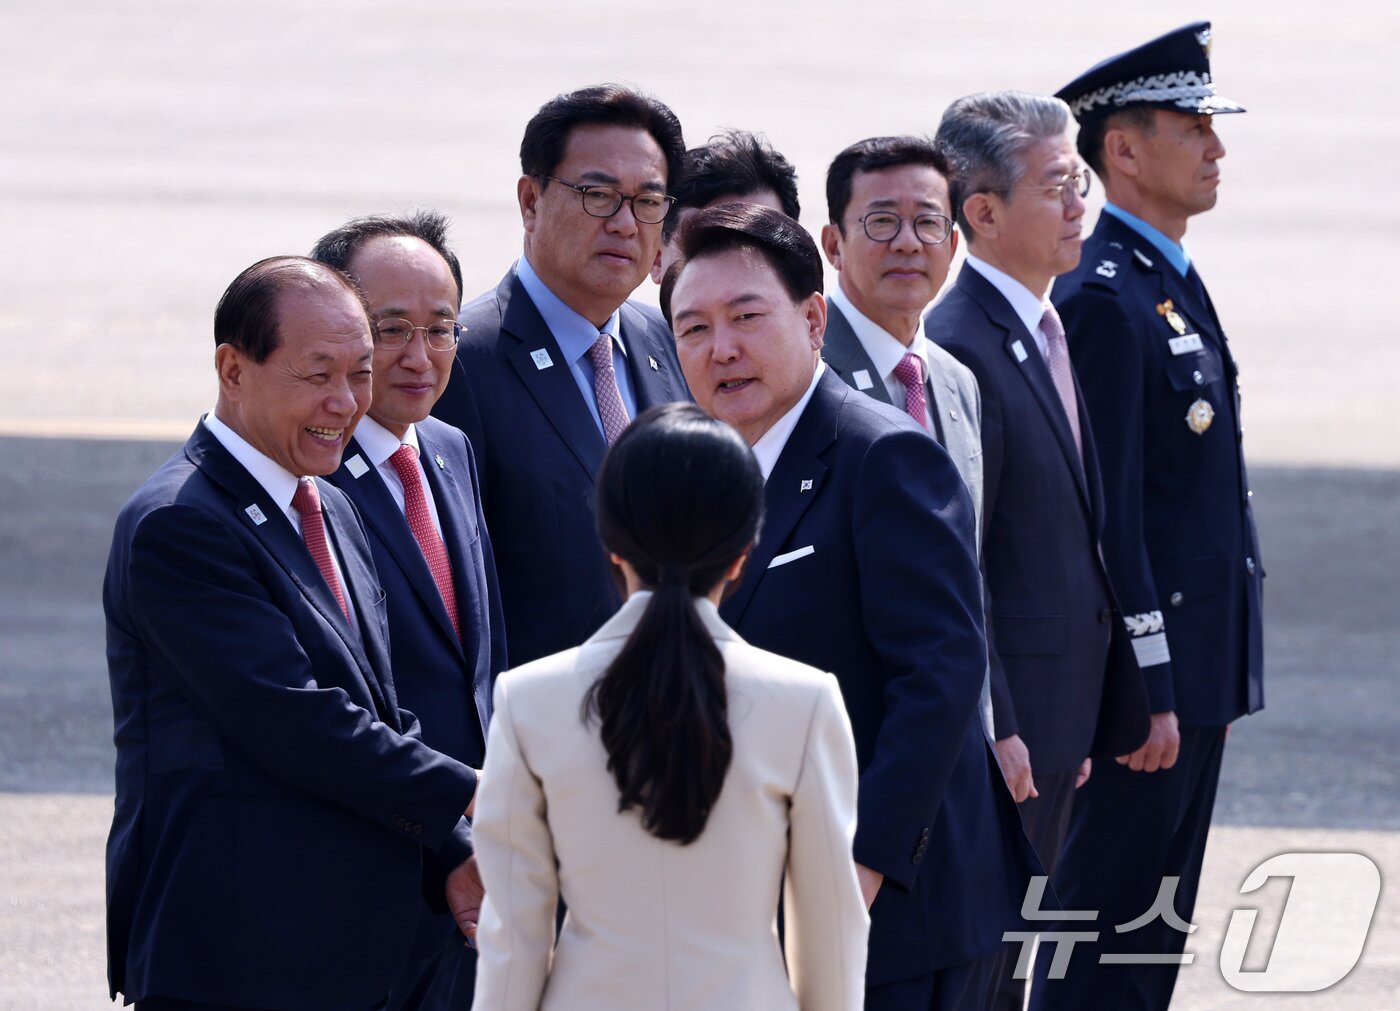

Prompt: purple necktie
[892,352,929,432]
[587,332,630,446]
[1039,306,1082,461]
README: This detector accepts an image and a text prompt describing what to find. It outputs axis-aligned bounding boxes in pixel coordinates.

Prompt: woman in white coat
[469,403,868,1010]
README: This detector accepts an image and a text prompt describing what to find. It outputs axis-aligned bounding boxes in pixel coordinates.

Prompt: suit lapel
[725,372,840,623]
[821,304,894,406]
[500,274,609,480]
[620,303,684,410]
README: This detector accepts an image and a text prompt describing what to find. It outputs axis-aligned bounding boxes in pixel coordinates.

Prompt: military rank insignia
[1156,299,1188,336]
[1186,398,1215,434]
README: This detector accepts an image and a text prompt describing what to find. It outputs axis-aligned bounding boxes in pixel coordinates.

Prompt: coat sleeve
[123,503,477,851]
[849,428,988,888]
[472,676,558,1011]
[784,673,869,1011]
[1061,288,1176,713]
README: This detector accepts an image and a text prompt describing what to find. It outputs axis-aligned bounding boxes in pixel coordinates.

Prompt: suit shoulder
[926,340,978,391]
[416,415,471,455]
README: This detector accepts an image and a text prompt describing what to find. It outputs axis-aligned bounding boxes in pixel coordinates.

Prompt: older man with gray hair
[927,92,1150,1011]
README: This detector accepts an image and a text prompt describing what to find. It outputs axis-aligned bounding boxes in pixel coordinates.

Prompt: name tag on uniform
[853,369,875,391]
[1169,334,1204,355]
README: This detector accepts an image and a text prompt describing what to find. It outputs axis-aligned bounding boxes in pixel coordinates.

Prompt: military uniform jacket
[1053,212,1264,727]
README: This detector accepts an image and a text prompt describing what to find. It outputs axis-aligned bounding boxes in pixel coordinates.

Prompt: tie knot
[291,476,321,517]
[1040,306,1065,343]
[388,443,419,480]
[893,352,924,388]
[588,332,614,369]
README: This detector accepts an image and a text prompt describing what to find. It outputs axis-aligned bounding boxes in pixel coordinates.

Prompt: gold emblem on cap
[1185,398,1215,435]
[1157,299,1188,336]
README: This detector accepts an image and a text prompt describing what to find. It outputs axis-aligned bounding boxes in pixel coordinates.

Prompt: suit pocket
[992,614,1067,657]
[1155,553,1226,606]
[1165,349,1223,392]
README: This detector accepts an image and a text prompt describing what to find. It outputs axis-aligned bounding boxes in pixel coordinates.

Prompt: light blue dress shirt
[1102,203,1191,277]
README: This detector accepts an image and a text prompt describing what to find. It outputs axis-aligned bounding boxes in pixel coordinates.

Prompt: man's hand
[446,856,485,945]
[855,863,884,910]
[1075,757,1092,789]
[1116,711,1180,772]
[994,734,1038,803]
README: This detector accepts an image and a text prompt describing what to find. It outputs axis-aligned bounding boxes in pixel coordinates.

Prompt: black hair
[825,135,950,229]
[585,402,765,845]
[662,130,801,240]
[659,203,823,326]
[213,256,366,363]
[520,84,686,195]
[309,210,464,307]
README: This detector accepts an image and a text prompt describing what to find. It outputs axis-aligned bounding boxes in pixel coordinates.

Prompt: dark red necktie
[291,477,351,622]
[389,444,461,640]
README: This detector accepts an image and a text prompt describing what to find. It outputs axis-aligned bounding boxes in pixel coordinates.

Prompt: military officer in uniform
[1033,22,1265,1010]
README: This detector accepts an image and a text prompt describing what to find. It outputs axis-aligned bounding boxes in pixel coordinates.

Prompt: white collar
[964,254,1050,341]
[828,286,929,381]
[203,411,301,516]
[750,361,825,481]
[353,415,420,468]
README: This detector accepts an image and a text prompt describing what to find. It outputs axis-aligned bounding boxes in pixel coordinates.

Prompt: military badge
[1157,299,1188,336]
[1185,398,1215,434]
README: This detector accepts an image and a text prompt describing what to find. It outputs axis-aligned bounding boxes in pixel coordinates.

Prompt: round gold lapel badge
[1186,398,1215,435]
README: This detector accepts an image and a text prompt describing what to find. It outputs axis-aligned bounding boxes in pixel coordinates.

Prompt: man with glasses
[432,85,691,668]
[313,211,506,1010]
[929,91,1151,1011]
[1033,25,1263,1009]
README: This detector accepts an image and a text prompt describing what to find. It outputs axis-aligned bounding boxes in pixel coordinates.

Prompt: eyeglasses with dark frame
[854,211,955,246]
[372,318,464,352]
[543,175,677,223]
[1016,168,1093,207]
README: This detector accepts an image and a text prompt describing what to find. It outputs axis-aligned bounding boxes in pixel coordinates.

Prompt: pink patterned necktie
[1039,306,1083,461]
[388,444,461,640]
[587,332,630,446]
[892,352,929,432]
[291,477,350,622]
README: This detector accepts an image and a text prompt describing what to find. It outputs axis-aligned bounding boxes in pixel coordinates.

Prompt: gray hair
[934,91,1072,239]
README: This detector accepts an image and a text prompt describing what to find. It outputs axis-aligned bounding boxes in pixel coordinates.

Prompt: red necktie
[587,332,630,446]
[389,444,461,640]
[1039,306,1083,462]
[291,477,351,622]
[892,352,930,432]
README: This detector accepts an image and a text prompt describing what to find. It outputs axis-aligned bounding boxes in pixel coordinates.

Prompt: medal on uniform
[1157,299,1188,336]
[1185,398,1215,434]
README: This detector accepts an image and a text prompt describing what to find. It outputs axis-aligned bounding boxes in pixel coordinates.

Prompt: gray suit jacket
[821,301,994,736]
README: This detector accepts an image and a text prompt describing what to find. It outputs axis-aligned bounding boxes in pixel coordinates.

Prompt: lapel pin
[1011,339,1029,363]
[530,348,553,370]
[244,503,268,526]
[345,454,370,479]
[648,355,659,371]
[853,369,875,391]
[434,453,445,470]
[800,479,813,492]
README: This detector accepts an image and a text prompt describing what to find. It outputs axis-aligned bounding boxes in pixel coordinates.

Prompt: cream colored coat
[472,592,868,1010]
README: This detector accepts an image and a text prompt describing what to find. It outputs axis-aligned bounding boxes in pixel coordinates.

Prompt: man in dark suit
[433,85,691,667]
[662,203,1042,1010]
[1033,25,1264,1008]
[929,92,1150,1009]
[313,212,507,1009]
[104,257,482,1010]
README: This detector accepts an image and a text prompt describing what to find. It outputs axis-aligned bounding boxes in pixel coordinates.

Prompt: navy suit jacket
[433,267,690,667]
[327,416,507,768]
[103,423,478,1009]
[722,369,1042,982]
[1054,214,1263,726]
[930,267,1149,770]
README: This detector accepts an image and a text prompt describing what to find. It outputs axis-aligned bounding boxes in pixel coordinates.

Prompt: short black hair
[309,210,464,307]
[520,84,686,196]
[1076,105,1157,176]
[213,256,367,364]
[825,135,950,229]
[662,130,801,240]
[659,204,822,325]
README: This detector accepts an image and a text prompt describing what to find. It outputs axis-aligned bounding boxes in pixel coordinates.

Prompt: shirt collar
[828,286,929,381]
[516,254,626,365]
[353,415,419,468]
[750,361,825,481]
[1102,203,1192,277]
[964,254,1048,340]
[202,411,300,515]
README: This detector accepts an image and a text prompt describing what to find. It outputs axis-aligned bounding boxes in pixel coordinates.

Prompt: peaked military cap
[1056,21,1245,122]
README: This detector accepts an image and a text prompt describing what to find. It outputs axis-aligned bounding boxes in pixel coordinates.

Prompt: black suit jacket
[930,266,1149,770]
[433,268,690,667]
[1054,214,1263,726]
[723,370,1042,981]
[103,423,478,1008]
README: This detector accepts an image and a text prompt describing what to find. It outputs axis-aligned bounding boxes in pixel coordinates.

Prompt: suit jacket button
[949,409,959,421]
[1246,557,1256,574]
[1170,592,1184,607]
[1098,608,1111,623]
[1193,370,1204,386]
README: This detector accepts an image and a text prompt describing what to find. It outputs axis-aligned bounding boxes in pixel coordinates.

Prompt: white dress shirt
[827,286,936,432]
[964,254,1053,359]
[350,416,445,539]
[750,362,825,481]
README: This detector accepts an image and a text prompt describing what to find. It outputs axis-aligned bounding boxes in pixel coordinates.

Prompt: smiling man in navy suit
[663,204,1043,1010]
[432,85,691,667]
[103,257,482,1010]
[314,212,507,1010]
